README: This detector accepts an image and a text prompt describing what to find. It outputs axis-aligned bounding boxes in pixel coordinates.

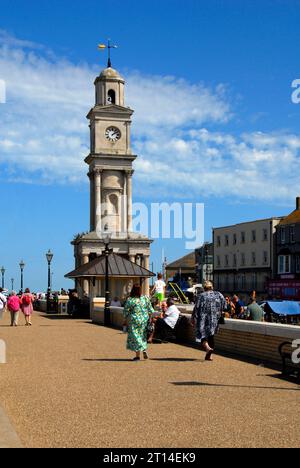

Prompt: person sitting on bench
[148,298,180,342]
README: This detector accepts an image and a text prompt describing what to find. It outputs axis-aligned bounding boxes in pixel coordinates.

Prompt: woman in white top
[148,298,180,343]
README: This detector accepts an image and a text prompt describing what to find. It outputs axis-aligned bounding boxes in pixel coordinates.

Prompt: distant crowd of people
[0,287,34,326]
[224,294,264,322]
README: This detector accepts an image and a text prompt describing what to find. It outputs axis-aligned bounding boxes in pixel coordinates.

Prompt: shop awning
[265,301,300,316]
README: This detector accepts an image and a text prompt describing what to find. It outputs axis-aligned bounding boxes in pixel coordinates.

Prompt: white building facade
[213,218,283,300]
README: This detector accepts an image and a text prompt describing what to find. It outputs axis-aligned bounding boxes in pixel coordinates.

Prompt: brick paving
[0,311,299,448]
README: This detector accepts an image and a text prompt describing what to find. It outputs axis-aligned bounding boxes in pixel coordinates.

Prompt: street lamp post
[19,260,25,293]
[1,266,5,289]
[103,233,112,326]
[11,278,14,291]
[46,250,54,312]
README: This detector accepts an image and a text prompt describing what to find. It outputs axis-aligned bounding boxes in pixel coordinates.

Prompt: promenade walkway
[0,312,299,448]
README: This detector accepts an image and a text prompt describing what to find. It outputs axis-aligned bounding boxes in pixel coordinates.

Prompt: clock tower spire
[86,64,134,234]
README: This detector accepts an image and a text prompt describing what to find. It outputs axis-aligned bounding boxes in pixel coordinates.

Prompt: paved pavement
[0,406,22,448]
[0,311,299,448]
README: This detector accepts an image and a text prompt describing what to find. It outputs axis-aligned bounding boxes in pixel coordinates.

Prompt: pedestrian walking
[7,291,21,326]
[123,284,155,361]
[192,281,226,361]
[21,288,34,326]
[0,287,7,321]
[150,273,166,307]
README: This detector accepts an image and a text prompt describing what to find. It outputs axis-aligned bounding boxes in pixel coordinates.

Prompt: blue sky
[1,0,300,291]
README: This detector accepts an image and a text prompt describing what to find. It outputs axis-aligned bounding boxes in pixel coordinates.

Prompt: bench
[278,341,300,382]
[153,315,190,343]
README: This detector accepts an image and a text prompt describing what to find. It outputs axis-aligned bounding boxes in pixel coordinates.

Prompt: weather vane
[98,39,118,68]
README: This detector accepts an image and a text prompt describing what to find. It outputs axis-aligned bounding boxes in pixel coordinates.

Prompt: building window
[233,254,237,267]
[263,251,268,264]
[290,226,295,243]
[263,229,268,241]
[251,230,256,242]
[225,275,229,290]
[107,89,116,104]
[296,256,300,274]
[285,255,291,273]
[278,256,284,273]
[278,255,291,274]
[225,255,229,267]
[217,255,221,267]
[241,274,246,290]
[241,253,246,266]
[252,252,256,265]
[233,233,237,245]
[90,126,95,153]
[280,227,285,244]
[252,273,257,290]
[241,232,245,244]
[217,236,221,247]
[225,235,229,246]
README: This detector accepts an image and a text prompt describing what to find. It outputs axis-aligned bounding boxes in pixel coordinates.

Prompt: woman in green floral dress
[123,284,155,361]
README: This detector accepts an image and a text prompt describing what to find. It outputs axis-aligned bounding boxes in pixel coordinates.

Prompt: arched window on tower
[107,89,116,104]
[109,193,119,215]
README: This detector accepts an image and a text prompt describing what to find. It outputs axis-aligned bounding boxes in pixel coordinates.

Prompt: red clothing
[21,294,34,316]
[7,295,21,312]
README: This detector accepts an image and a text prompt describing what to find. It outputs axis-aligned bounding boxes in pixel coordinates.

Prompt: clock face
[105,126,121,142]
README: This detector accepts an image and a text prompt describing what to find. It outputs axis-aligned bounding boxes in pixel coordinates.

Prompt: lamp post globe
[103,231,112,247]
[46,249,54,265]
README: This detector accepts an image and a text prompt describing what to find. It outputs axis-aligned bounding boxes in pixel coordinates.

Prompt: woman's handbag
[218,313,225,325]
[146,317,155,339]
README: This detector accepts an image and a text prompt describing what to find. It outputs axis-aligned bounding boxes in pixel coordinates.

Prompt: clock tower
[72,64,152,297]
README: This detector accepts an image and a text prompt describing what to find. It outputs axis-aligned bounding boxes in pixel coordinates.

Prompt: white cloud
[0,31,231,186]
[133,127,300,201]
[127,73,231,132]
[0,33,94,183]
[0,31,299,202]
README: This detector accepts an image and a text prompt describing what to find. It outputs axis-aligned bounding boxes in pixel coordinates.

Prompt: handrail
[168,282,189,304]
